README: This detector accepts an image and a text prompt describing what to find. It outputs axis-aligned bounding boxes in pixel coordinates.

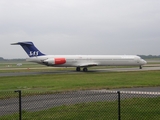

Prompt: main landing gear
[83,67,88,72]
[76,67,81,71]
[76,67,88,72]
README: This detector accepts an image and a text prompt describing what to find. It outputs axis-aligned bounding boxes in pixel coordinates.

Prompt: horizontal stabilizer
[11,42,33,45]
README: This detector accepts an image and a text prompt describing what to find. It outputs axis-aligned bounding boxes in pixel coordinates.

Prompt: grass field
[1,71,160,91]
[0,60,160,98]
[0,70,160,98]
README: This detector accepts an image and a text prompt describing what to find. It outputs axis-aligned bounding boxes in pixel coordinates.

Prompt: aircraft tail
[11,42,45,57]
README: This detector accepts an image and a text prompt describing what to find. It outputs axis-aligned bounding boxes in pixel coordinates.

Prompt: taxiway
[0,66,160,77]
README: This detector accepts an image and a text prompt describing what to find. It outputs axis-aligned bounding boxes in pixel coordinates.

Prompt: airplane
[11,42,147,72]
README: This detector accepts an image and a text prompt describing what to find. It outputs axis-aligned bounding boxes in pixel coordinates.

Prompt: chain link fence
[0,90,160,120]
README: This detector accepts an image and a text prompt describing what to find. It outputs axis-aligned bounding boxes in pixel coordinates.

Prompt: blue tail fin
[11,42,45,57]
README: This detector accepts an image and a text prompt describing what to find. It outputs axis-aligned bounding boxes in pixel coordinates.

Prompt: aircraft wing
[78,63,98,67]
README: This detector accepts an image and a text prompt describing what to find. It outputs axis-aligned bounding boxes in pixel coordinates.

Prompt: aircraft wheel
[83,67,88,72]
[139,65,142,69]
[76,67,81,71]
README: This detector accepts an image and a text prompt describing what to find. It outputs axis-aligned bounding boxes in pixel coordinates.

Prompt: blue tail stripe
[11,42,45,57]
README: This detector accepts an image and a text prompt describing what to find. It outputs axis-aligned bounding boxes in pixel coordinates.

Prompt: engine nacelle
[44,58,66,65]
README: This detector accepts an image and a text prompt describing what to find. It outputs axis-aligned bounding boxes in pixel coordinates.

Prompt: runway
[0,66,160,77]
[0,87,160,116]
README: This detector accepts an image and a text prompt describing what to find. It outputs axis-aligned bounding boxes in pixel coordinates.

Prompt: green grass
[0,71,160,98]
[0,97,160,120]
[1,71,160,91]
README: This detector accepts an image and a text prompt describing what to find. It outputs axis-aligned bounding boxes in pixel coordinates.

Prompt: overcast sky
[0,0,160,59]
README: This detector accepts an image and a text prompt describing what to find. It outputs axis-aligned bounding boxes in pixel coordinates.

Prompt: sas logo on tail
[30,51,39,56]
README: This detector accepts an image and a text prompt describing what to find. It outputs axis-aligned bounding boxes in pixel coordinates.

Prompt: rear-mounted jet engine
[43,58,66,65]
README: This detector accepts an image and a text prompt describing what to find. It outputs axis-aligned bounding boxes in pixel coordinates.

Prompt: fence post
[117,91,121,120]
[15,90,22,120]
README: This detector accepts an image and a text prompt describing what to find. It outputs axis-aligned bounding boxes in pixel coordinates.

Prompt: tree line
[0,57,25,61]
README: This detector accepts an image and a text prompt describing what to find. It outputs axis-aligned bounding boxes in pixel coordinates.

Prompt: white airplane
[11,42,147,72]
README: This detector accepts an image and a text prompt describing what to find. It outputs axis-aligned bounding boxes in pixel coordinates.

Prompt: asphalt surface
[1,66,160,77]
[0,87,160,116]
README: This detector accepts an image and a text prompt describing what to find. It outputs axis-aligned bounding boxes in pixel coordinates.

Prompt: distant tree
[139,55,160,59]
[0,57,4,61]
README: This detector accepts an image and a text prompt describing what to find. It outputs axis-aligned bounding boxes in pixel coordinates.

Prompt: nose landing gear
[139,65,142,69]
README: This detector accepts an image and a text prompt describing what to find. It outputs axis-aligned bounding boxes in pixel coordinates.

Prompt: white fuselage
[11,41,147,71]
[26,55,146,67]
